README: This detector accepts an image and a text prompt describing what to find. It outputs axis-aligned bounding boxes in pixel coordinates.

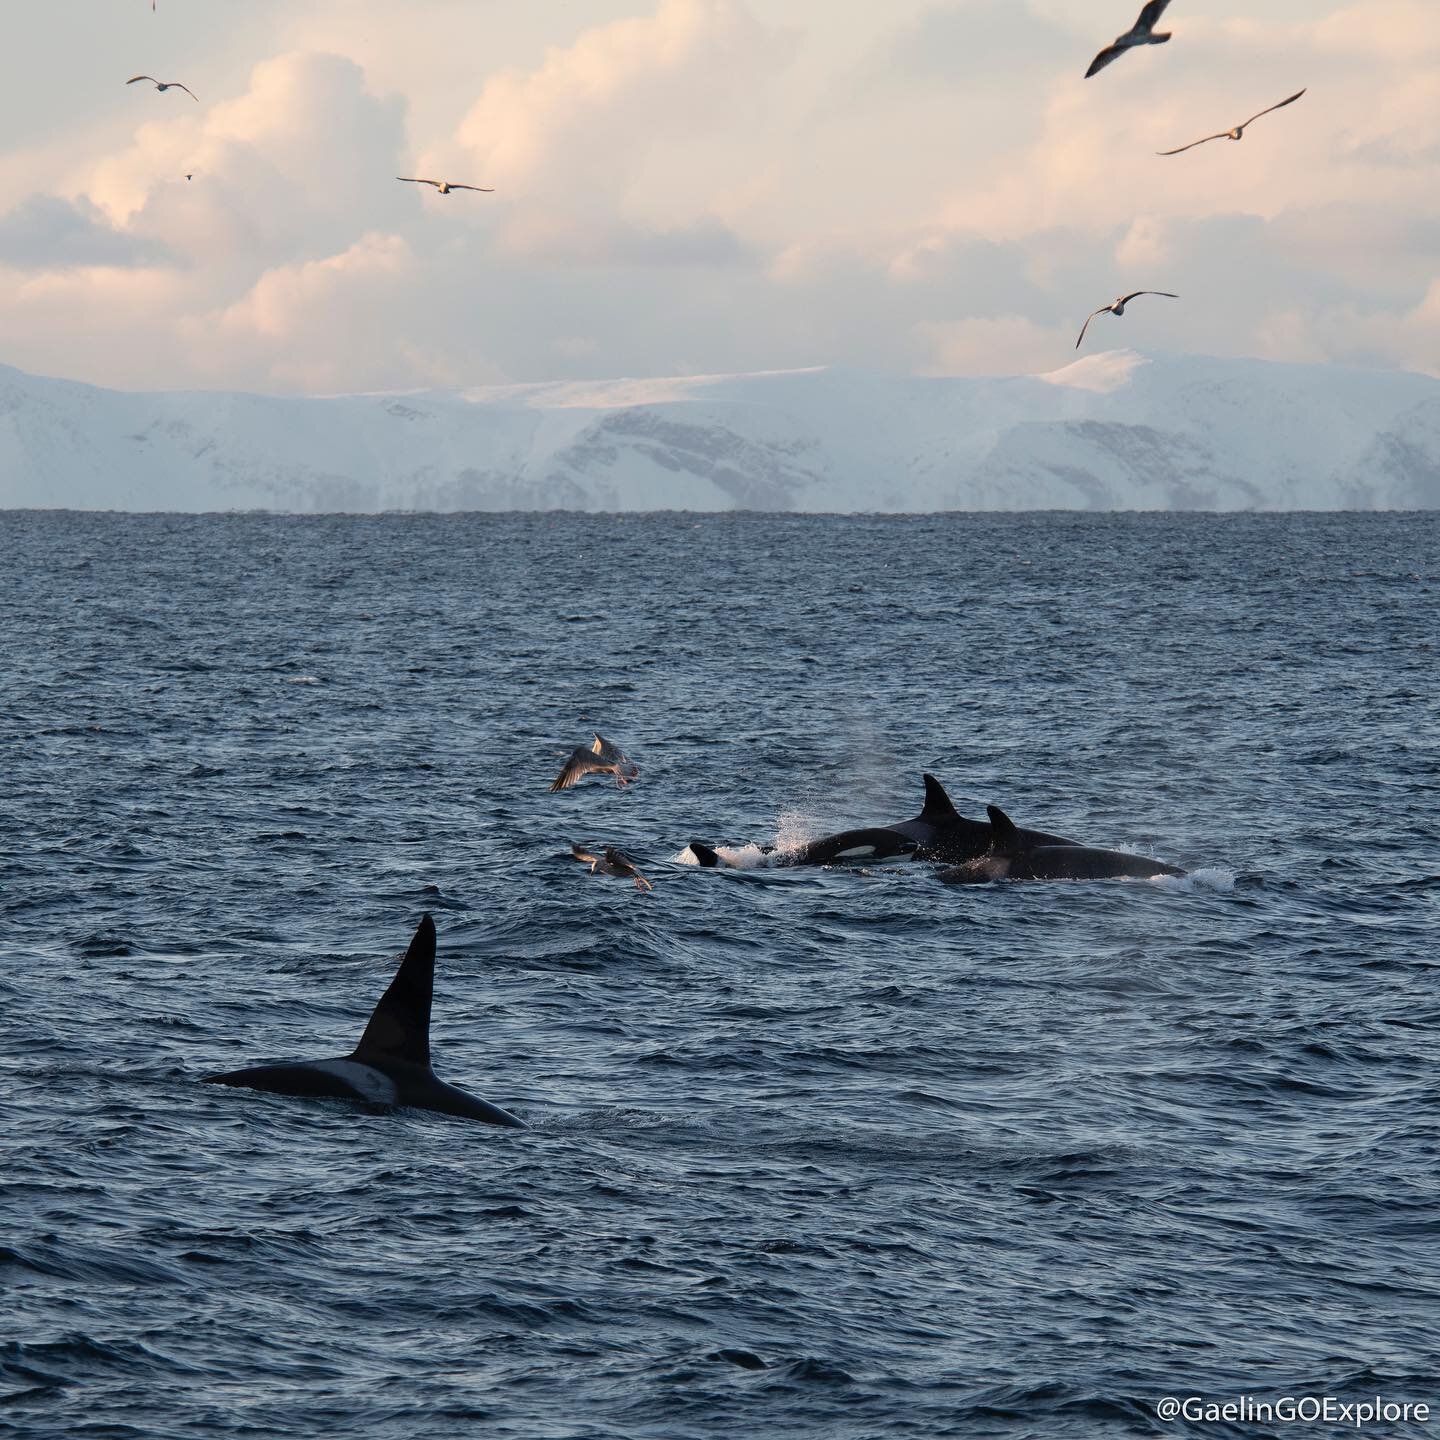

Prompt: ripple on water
[1,511,1437,1438]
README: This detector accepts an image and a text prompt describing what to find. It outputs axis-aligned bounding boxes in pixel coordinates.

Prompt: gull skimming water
[571,845,654,892]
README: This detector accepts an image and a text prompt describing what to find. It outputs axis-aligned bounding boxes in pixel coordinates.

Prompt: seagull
[396,177,494,195]
[548,733,640,792]
[571,844,654,893]
[1075,291,1178,350]
[1086,1,1173,79]
[127,75,198,101]
[1158,89,1307,156]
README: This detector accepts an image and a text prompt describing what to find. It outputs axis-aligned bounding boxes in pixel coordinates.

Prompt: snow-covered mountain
[2,350,1438,512]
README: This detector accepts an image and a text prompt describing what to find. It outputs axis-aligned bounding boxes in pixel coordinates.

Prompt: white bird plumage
[1075,291,1179,350]
[396,177,495,195]
[1086,0,1173,79]
[1158,89,1308,156]
[127,75,198,101]
[571,844,654,892]
[549,734,640,792]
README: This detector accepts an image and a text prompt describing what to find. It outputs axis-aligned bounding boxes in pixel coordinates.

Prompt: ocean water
[1,510,1437,1440]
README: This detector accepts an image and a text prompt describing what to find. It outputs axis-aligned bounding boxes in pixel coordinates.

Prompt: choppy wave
[2,510,1437,1439]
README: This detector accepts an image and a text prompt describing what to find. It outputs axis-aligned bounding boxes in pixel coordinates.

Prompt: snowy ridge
[2,351,1438,512]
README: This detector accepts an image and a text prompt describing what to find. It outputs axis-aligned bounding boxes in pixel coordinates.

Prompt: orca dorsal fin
[986,805,1022,854]
[919,773,962,824]
[352,914,434,1068]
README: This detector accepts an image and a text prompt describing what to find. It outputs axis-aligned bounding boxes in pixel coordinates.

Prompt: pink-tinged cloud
[183,232,424,391]
[0,0,1434,391]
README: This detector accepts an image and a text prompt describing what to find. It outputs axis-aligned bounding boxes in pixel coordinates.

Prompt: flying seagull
[127,75,198,101]
[1086,0,1173,79]
[1076,291,1178,350]
[1158,89,1307,156]
[549,733,640,792]
[396,177,494,195]
[571,844,654,892]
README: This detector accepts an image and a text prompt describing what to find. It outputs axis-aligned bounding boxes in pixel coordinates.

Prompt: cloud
[0,261,198,389]
[497,211,751,268]
[1312,0,1440,61]
[1268,204,1440,300]
[88,51,410,264]
[917,314,1077,376]
[186,232,427,390]
[448,0,793,228]
[876,1,1075,88]
[0,0,1435,392]
[1255,281,1440,378]
[0,195,175,270]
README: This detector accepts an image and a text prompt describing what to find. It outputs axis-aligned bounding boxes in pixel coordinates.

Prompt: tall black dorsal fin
[352,915,434,1068]
[919,773,962,824]
[986,805,1021,853]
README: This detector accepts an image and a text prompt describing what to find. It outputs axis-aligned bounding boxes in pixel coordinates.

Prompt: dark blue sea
[2,511,1437,1440]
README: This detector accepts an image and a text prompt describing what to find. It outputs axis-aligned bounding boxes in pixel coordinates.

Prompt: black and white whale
[939,805,1186,884]
[690,774,1078,870]
[205,915,525,1127]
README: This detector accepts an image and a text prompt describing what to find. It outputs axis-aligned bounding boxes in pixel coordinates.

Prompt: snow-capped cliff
[2,350,1437,512]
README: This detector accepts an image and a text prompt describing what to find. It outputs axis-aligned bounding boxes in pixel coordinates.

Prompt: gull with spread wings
[397,177,494,196]
[1158,89,1307,156]
[1086,1,1173,79]
[1076,291,1178,350]
[570,844,654,893]
[127,75,198,101]
[549,733,640,792]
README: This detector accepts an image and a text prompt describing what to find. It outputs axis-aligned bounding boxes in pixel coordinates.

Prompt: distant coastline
[3,351,1437,513]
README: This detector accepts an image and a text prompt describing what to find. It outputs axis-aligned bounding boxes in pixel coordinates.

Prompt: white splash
[772,808,824,856]
[1159,867,1237,892]
[673,842,775,870]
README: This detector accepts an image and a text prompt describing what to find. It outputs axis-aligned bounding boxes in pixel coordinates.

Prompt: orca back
[206,914,527,1128]
[1013,845,1186,881]
[207,1060,397,1105]
[984,805,1184,880]
[788,827,921,866]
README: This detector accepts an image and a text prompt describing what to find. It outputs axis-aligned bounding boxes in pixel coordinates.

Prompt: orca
[939,805,1186,884]
[688,826,923,869]
[690,774,1078,870]
[205,915,525,1127]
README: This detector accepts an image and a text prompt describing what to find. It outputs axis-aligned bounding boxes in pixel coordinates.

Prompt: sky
[0,0,1436,394]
